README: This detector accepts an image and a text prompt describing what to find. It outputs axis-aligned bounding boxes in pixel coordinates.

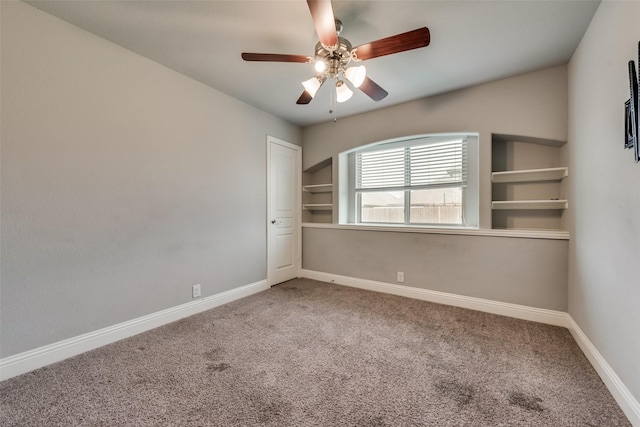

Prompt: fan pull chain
[329,82,337,122]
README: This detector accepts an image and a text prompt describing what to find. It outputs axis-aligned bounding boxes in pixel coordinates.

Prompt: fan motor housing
[315,37,353,78]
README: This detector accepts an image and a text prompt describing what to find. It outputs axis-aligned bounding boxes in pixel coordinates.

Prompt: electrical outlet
[192,284,201,298]
[397,271,404,283]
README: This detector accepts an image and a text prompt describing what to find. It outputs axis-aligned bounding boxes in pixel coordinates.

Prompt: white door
[267,136,301,286]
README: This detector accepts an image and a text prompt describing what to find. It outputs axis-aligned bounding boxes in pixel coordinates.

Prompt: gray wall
[568,1,640,402]
[302,66,569,311]
[0,2,300,358]
[303,228,568,310]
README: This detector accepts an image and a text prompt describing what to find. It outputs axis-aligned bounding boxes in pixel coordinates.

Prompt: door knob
[271,219,276,224]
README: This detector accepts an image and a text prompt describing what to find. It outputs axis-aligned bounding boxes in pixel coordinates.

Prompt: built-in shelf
[492,167,568,183]
[303,158,333,223]
[492,200,568,210]
[491,134,569,231]
[303,183,333,193]
[303,204,333,211]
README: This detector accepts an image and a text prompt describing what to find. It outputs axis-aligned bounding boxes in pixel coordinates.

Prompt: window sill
[301,222,569,240]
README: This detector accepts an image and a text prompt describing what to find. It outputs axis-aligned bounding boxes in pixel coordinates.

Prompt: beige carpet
[0,278,631,426]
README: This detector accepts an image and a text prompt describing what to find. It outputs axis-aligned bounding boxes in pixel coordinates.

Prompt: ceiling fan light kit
[307,32,365,103]
[344,65,366,88]
[335,80,353,103]
[242,0,430,110]
[302,76,324,98]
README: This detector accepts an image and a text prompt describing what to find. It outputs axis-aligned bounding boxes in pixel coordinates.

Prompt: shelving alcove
[491,134,569,232]
[302,157,333,224]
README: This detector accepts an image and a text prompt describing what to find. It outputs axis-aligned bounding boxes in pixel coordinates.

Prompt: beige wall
[0,1,300,357]
[568,0,640,403]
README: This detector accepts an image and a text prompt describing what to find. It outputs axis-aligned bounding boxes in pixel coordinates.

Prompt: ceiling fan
[241,0,430,105]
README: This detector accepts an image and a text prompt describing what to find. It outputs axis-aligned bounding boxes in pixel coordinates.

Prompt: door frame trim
[266,135,302,286]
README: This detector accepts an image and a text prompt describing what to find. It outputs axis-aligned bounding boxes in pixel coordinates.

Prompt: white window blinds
[356,138,468,191]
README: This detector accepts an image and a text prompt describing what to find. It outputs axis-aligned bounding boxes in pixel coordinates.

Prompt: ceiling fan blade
[296,91,314,105]
[359,77,388,102]
[307,0,338,48]
[241,53,311,63]
[353,27,430,61]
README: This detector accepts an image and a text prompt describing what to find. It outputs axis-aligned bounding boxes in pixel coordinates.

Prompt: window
[342,134,478,228]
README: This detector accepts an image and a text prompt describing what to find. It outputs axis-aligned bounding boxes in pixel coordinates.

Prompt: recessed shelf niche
[491,134,568,231]
[302,157,333,223]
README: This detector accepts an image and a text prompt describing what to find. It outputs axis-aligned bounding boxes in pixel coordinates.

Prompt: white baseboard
[566,317,640,426]
[301,269,640,426]
[301,269,570,327]
[0,279,269,382]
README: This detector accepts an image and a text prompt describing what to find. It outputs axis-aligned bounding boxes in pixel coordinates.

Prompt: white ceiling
[25,0,600,127]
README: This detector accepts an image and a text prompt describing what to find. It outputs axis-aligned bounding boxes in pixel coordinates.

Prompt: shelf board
[303,204,333,211]
[303,222,570,240]
[492,133,567,148]
[492,167,568,183]
[491,200,568,210]
[303,183,333,193]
